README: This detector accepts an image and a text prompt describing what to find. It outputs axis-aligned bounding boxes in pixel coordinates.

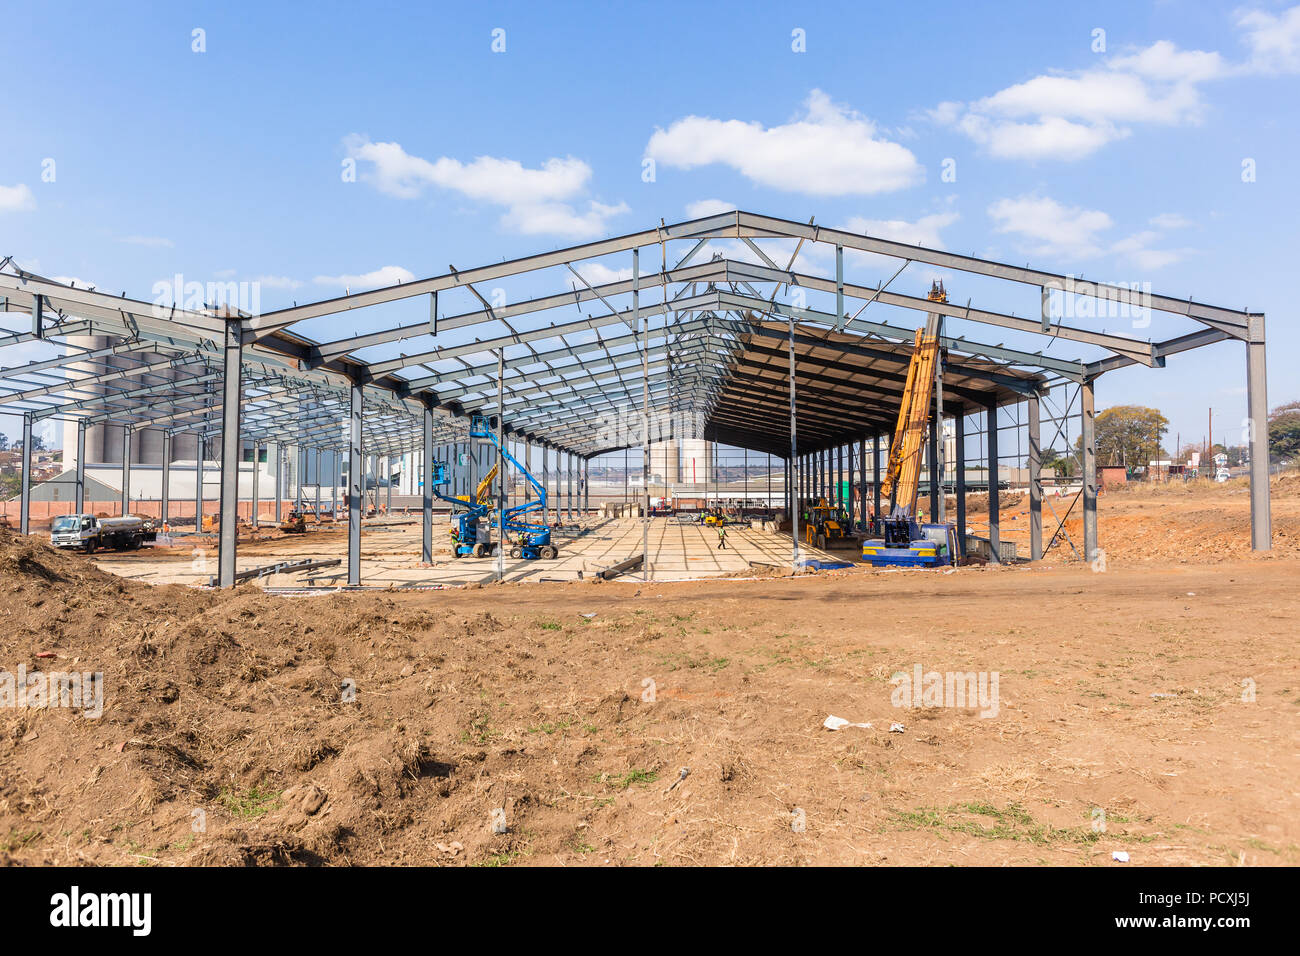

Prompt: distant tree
[1270,400,1300,463]
[1083,405,1169,468]
[1041,448,1077,478]
[29,434,46,452]
[0,434,8,451]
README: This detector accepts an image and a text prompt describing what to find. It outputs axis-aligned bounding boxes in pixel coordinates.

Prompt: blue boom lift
[430,415,558,560]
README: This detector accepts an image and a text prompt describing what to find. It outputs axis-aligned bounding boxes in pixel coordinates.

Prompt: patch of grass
[472,846,529,867]
[656,651,730,673]
[537,619,562,631]
[887,802,1103,846]
[217,783,282,819]
[597,768,659,790]
[2,829,40,852]
[526,717,574,735]
[460,713,496,745]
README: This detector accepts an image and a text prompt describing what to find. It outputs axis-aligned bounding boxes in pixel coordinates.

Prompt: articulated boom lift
[862,281,958,567]
[429,415,558,560]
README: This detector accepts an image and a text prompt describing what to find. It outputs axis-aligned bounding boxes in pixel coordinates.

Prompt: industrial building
[0,210,1271,586]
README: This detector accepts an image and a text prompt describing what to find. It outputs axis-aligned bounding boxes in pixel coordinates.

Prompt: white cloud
[988,196,1114,258]
[989,195,1191,269]
[0,184,35,213]
[343,135,627,239]
[843,211,959,249]
[117,235,174,248]
[1148,212,1193,230]
[1108,40,1227,84]
[252,275,304,290]
[1110,232,1188,270]
[935,39,1227,160]
[568,262,632,286]
[685,199,736,219]
[1237,5,1300,73]
[646,89,923,195]
[958,113,1127,161]
[502,199,630,238]
[51,275,98,289]
[312,265,415,290]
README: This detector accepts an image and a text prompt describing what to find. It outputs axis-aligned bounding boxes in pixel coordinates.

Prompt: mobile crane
[861,281,958,568]
[430,415,558,560]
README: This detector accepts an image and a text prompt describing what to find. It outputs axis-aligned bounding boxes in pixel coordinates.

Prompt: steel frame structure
[0,210,1269,586]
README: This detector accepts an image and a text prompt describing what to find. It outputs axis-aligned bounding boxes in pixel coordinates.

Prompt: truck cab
[50,514,99,552]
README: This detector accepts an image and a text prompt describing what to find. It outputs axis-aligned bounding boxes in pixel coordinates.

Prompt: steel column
[273,442,281,523]
[986,400,1000,564]
[250,441,259,528]
[1028,394,1042,560]
[216,318,243,588]
[121,427,132,516]
[161,431,171,528]
[954,408,967,557]
[348,379,363,586]
[497,350,505,581]
[873,436,882,520]
[422,399,434,564]
[787,307,800,567]
[19,413,31,534]
[1081,378,1098,564]
[1246,326,1272,550]
[195,436,204,530]
[75,419,86,516]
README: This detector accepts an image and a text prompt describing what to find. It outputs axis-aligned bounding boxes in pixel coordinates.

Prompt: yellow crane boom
[474,461,499,507]
[880,282,945,516]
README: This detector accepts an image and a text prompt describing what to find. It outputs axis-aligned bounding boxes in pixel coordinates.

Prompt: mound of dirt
[1,507,1297,867]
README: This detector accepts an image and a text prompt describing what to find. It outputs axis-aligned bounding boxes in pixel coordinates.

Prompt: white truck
[50,514,156,553]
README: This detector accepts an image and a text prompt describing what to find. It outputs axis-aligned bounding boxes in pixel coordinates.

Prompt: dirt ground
[1,476,1296,866]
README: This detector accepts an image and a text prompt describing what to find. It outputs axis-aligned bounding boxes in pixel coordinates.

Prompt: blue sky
[2,0,1298,454]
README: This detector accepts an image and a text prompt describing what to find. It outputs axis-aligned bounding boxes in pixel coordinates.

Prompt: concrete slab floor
[86,517,854,588]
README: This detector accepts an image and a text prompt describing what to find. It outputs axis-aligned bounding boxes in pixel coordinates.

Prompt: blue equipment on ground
[429,415,559,560]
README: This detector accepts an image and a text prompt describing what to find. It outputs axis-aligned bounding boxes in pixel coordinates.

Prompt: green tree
[1270,400,1300,463]
[1083,405,1169,468]
[1041,448,1077,478]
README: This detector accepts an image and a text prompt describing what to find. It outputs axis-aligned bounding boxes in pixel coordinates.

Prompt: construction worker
[716,522,728,550]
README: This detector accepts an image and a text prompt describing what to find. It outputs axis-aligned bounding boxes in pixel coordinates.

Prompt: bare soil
[1,478,1296,866]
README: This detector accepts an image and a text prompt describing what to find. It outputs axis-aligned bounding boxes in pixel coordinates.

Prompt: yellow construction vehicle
[279,510,307,534]
[702,508,726,526]
[862,281,957,567]
[804,498,851,549]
